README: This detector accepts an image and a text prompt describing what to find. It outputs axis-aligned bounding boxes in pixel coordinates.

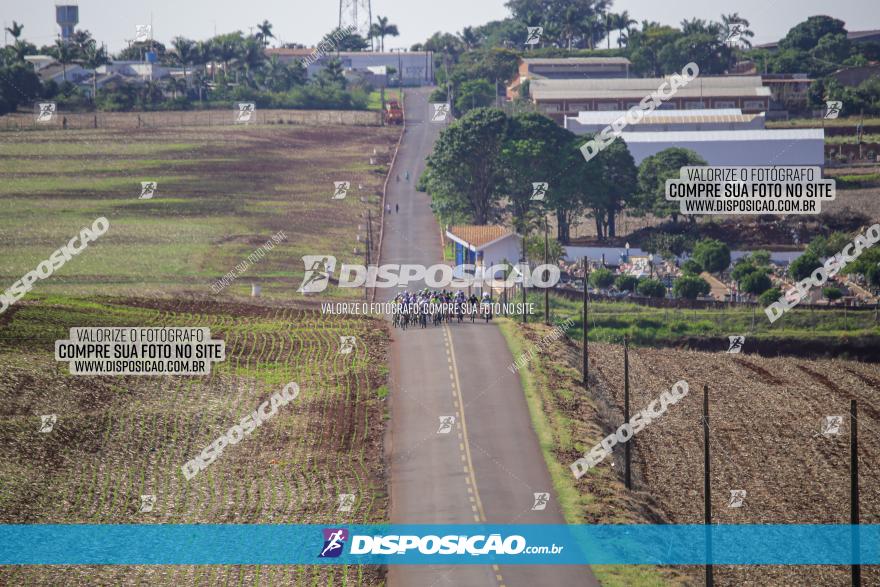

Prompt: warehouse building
[528,76,772,123]
[611,129,825,166]
[506,57,631,99]
[564,108,766,133]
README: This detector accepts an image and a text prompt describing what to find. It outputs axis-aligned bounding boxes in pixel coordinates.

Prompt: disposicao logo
[297,256,560,293]
[319,528,349,558]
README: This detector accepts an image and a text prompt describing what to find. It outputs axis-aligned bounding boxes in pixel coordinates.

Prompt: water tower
[56,3,79,41]
[338,0,372,50]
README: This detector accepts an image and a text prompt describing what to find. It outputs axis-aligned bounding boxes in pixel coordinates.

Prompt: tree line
[0,19,399,114]
[419,107,707,243]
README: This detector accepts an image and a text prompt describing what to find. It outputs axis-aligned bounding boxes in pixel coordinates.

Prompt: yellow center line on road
[443,323,486,523]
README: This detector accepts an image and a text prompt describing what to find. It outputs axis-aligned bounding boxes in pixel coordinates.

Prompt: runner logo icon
[298,256,337,293]
[531,492,550,510]
[319,528,349,558]
[531,182,548,201]
[727,335,744,353]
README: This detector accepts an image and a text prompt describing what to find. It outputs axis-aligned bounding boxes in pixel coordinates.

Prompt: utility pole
[582,257,589,388]
[521,235,528,324]
[851,399,861,586]
[623,334,631,490]
[365,209,373,301]
[703,384,713,587]
[544,219,549,325]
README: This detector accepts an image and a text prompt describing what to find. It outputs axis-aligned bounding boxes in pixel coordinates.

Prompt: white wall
[564,245,804,266]
[483,237,523,276]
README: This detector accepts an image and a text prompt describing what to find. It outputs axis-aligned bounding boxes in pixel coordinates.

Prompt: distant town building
[756,29,880,50]
[506,57,631,99]
[761,74,813,118]
[527,76,772,123]
[265,48,434,86]
[830,64,880,87]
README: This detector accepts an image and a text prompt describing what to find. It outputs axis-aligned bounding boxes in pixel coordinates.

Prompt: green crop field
[0,294,390,586]
[526,293,880,349]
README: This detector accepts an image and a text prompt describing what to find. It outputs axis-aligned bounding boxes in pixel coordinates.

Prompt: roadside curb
[372,90,406,303]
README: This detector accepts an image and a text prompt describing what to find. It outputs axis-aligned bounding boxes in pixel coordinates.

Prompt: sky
[2,0,879,53]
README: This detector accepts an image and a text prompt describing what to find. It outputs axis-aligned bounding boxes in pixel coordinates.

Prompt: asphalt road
[380,88,598,587]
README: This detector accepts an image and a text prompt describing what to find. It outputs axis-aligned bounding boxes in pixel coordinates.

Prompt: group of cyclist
[391,289,494,329]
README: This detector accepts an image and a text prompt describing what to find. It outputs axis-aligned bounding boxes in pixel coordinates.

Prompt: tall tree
[720,13,754,48]
[171,37,196,89]
[499,111,573,233]
[51,39,77,81]
[637,147,707,224]
[458,26,482,51]
[5,21,24,43]
[611,11,636,48]
[590,138,638,239]
[255,20,274,47]
[82,43,110,101]
[422,108,509,224]
[370,16,400,52]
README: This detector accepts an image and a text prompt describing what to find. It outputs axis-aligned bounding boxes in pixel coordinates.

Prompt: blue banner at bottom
[0,524,877,565]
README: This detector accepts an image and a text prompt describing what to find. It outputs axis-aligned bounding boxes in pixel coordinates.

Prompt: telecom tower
[338,0,372,51]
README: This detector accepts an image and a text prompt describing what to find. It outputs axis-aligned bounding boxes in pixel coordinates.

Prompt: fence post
[521,236,527,324]
[851,399,860,586]
[703,384,713,587]
[623,334,631,490]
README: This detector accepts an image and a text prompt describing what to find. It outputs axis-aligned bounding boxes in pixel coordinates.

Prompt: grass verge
[496,317,687,587]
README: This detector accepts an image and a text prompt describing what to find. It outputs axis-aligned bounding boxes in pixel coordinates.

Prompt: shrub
[788,251,823,281]
[823,286,843,301]
[868,265,880,288]
[759,287,782,306]
[673,275,711,300]
[681,259,703,275]
[740,270,773,296]
[750,250,772,266]
[589,268,615,289]
[692,238,731,273]
[615,274,640,292]
[637,278,667,298]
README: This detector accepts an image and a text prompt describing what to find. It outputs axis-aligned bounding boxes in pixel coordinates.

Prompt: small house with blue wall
[445,225,522,280]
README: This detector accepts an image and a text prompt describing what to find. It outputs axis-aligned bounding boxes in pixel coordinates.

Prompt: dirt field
[0,121,399,301]
[1,109,382,131]
[510,321,879,586]
[0,296,389,586]
[0,116,400,585]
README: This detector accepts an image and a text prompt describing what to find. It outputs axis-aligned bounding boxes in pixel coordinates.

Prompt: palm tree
[557,5,588,50]
[211,34,242,84]
[255,20,274,47]
[171,37,196,89]
[82,43,110,102]
[5,21,23,43]
[458,26,480,51]
[52,39,77,82]
[612,11,636,48]
[721,13,754,47]
[240,38,264,87]
[70,29,95,57]
[369,16,399,52]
